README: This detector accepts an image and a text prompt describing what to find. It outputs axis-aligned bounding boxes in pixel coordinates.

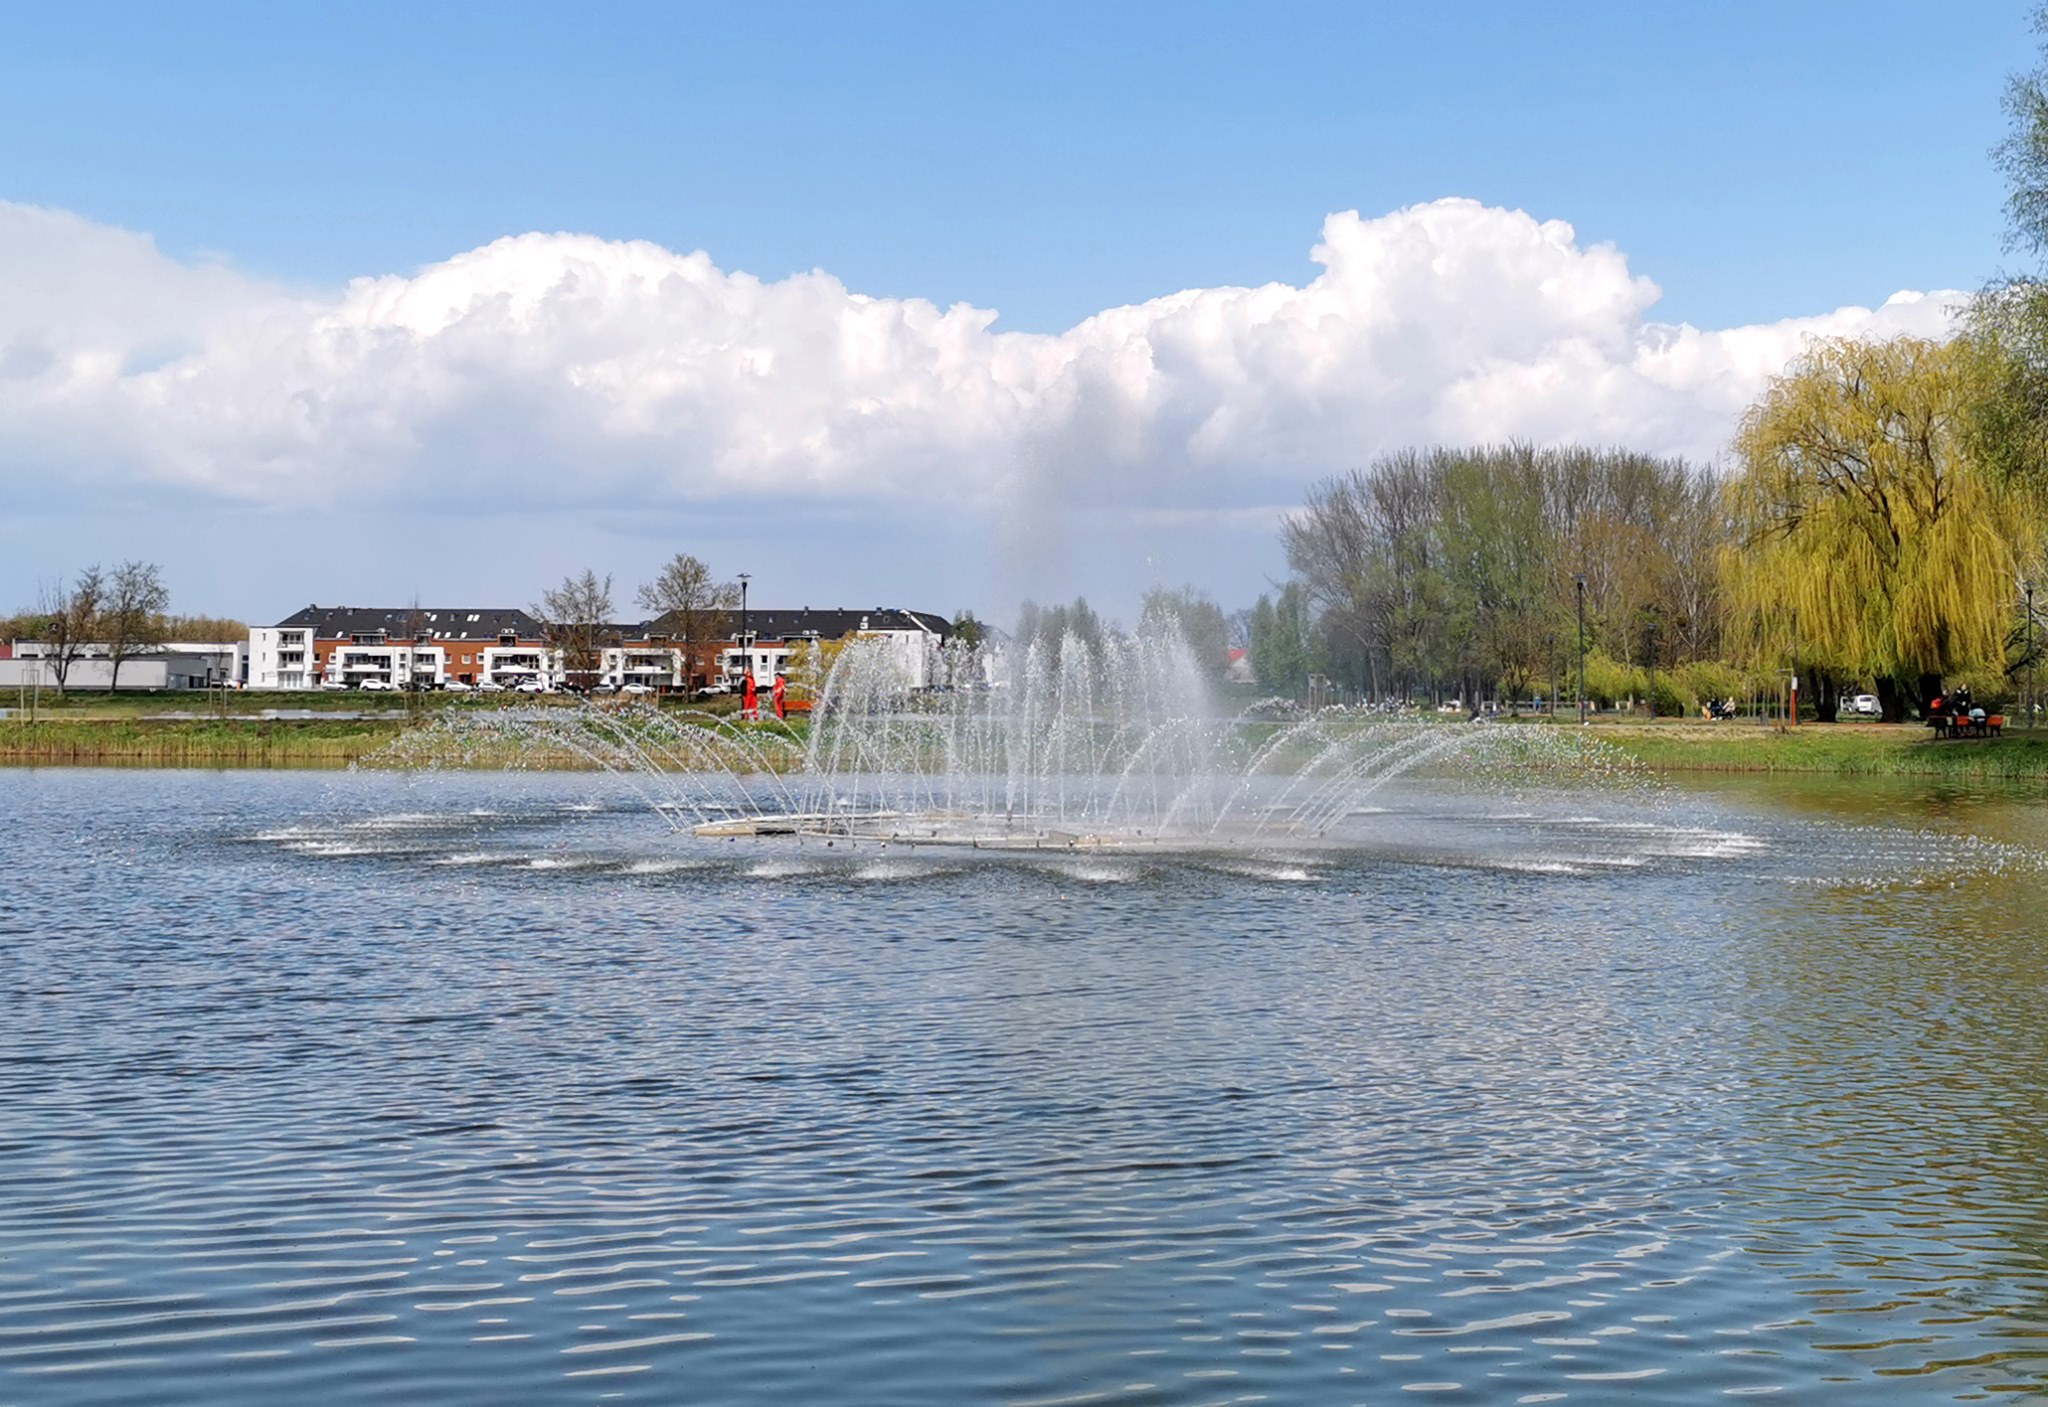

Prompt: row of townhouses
[1,604,953,693]
[241,604,952,691]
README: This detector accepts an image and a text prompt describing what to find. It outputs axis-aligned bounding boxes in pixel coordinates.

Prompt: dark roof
[273,606,546,641]
[734,608,950,643]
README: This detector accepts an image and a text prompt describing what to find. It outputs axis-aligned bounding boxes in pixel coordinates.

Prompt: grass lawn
[1585,717,2048,777]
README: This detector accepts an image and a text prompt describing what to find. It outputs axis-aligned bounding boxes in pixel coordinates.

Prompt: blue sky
[0,3,2031,621]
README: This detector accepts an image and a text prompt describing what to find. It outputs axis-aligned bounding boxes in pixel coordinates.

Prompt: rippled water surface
[5,767,2048,1404]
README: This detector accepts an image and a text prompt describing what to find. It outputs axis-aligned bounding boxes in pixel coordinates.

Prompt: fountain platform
[691,808,1152,849]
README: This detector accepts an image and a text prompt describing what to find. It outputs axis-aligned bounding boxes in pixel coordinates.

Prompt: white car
[514,681,549,694]
[1851,693,1881,716]
[442,680,472,694]
[475,680,505,693]
[621,682,655,695]
[319,679,350,691]
[357,678,395,691]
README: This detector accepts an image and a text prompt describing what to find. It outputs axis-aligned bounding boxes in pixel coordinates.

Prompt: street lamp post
[2027,579,2036,730]
[1645,617,1657,721]
[1574,573,1587,725]
[1789,605,1800,728]
[737,573,751,688]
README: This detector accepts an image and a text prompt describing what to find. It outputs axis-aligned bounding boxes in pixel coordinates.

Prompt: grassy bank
[1588,719,2048,778]
[0,702,796,769]
[0,718,407,767]
[8,708,2048,778]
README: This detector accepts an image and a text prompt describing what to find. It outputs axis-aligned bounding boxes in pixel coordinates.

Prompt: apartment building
[720,608,950,689]
[249,606,550,689]
[246,604,954,692]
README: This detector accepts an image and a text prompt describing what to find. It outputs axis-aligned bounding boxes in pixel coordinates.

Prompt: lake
[3,767,2046,1404]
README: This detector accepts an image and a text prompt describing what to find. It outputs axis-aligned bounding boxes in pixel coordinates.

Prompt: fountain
[373,628,1626,850]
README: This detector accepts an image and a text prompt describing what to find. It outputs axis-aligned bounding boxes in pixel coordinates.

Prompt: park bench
[1932,712,2004,739]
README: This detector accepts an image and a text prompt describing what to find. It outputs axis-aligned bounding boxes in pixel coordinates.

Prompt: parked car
[621,682,655,695]
[443,680,472,693]
[590,683,617,695]
[1851,694,1881,716]
[476,680,505,693]
[318,679,349,691]
[357,678,395,691]
[514,681,549,694]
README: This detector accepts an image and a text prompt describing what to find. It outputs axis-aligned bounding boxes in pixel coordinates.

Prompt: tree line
[1247,23,2048,724]
[1269,445,1723,712]
[1254,328,2047,725]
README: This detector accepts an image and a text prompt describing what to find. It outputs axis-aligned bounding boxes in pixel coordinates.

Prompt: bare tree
[635,554,737,692]
[103,561,169,692]
[34,567,105,693]
[534,570,614,691]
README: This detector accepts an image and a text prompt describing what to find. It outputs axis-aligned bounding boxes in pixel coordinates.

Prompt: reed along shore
[0,718,406,768]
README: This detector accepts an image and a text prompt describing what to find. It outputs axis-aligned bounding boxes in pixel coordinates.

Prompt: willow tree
[1722,336,2033,721]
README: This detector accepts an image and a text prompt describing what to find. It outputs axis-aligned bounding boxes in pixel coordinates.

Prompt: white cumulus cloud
[0,196,1965,516]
